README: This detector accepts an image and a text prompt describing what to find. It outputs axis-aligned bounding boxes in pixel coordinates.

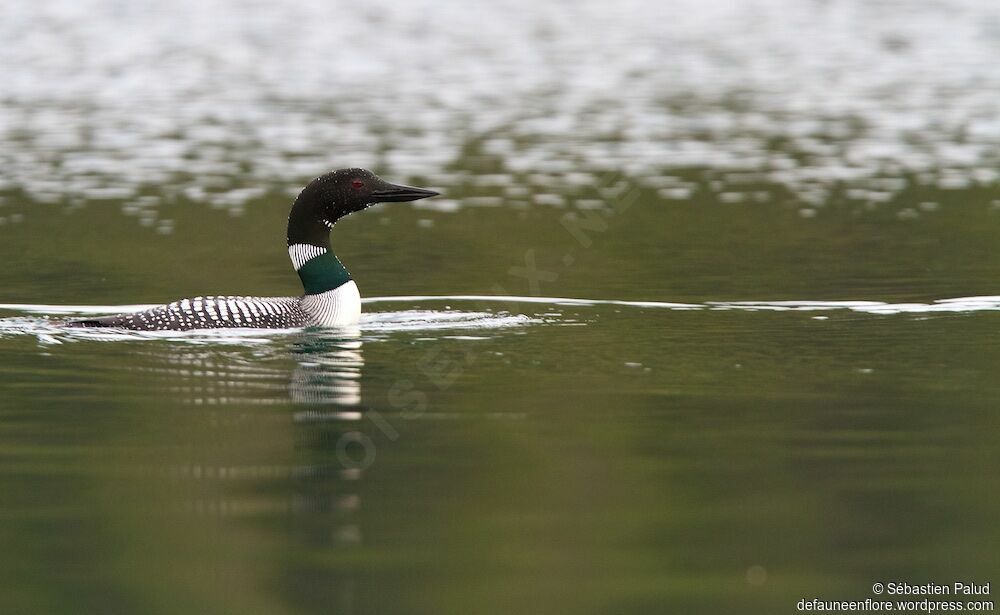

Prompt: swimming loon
[70,169,438,330]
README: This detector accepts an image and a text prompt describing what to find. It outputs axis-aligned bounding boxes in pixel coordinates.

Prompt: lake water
[1,0,999,613]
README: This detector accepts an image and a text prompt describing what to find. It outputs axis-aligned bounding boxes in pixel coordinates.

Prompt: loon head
[288,168,439,246]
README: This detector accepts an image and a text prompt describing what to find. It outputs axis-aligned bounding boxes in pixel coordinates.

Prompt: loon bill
[69,169,439,330]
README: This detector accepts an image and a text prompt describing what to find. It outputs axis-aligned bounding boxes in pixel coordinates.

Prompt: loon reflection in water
[70,169,439,331]
[139,331,366,408]
[148,333,369,614]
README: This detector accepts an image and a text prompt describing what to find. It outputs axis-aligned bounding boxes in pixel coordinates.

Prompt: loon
[70,169,438,330]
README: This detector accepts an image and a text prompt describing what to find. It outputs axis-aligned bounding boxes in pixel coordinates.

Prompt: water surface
[1,0,999,613]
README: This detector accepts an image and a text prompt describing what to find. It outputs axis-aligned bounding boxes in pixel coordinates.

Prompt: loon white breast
[70,169,438,331]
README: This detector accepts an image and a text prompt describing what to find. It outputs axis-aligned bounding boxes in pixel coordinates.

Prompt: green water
[3,0,1000,611]
[1,176,999,614]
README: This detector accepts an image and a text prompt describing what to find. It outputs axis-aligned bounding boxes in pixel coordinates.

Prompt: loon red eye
[351,179,364,189]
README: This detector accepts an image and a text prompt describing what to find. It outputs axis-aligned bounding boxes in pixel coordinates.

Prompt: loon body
[71,169,438,330]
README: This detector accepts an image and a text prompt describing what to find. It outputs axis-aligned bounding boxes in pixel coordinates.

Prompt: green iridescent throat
[297,252,351,295]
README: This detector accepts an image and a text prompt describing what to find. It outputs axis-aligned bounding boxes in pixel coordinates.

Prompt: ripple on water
[0,294,998,346]
[0,303,541,346]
